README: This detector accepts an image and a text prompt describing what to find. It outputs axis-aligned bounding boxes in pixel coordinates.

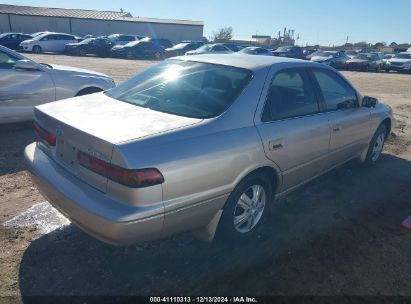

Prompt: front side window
[105,60,252,119]
[262,69,319,122]
[0,50,17,69]
[312,69,357,111]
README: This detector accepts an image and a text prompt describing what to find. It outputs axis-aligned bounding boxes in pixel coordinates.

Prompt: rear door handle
[269,139,283,151]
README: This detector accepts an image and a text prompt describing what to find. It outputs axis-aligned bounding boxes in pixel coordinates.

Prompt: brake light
[33,122,56,146]
[77,150,164,188]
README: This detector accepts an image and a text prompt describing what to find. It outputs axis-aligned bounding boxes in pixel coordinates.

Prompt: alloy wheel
[233,184,267,234]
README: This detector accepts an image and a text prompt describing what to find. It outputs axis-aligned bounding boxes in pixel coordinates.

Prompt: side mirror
[14,60,39,71]
[362,96,378,108]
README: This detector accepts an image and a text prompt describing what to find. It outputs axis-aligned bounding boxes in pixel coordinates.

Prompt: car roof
[174,53,307,71]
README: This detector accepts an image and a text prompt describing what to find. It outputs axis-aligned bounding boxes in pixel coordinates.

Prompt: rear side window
[105,60,252,119]
[120,36,135,42]
[312,69,357,111]
[262,69,319,122]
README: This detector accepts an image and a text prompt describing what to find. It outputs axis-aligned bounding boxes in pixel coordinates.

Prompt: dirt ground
[1,54,411,297]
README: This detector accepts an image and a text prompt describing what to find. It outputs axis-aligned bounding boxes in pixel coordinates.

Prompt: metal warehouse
[0,4,204,42]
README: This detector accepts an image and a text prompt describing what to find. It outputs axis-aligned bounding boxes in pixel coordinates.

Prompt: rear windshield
[105,60,253,119]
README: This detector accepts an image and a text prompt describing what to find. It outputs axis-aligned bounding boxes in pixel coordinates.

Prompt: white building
[0,4,204,43]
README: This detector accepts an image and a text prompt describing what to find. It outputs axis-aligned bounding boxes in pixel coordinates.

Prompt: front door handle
[269,139,283,151]
[333,126,342,132]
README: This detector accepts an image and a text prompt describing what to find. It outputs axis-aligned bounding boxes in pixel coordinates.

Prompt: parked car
[20,32,77,53]
[0,33,32,50]
[346,53,383,71]
[0,45,115,123]
[164,42,204,57]
[185,43,233,55]
[385,52,411,73]
[64,37,114,56]
[382,53,395,70]
[238,46,273,56]
[111,40,165,59]
[108,34,143,46]
[25,54,393,245]
[272,45,304,59]
[310,50,348,69]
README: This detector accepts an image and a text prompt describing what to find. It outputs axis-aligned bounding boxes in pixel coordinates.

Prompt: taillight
[77,150,164,188]
[33,122,56,146]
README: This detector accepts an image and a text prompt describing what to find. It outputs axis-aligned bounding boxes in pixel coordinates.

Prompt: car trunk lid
[34,92,202,193]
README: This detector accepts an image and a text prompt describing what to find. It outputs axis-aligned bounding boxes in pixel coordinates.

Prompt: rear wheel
[79,48,87,56]
[364,124,387,165]
[154,51,163,60]
[32,45,42,54]
[218,172,272,242]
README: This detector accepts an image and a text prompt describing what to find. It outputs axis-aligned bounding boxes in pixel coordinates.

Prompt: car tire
[364,124,387,166]
[79,49,87,56]
[385,68,390,73]
[32,45,42,54]
[217,172,273,243]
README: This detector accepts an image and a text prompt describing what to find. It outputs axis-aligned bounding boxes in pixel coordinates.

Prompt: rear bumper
[24,142,164,245]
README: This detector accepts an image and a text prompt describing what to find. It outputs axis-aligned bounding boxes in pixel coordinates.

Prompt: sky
[7,0,411,45]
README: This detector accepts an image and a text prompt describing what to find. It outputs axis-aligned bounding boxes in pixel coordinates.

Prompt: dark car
[140,37,174,49]
[0,33,32,50]
[64,37,114,56]
[164,42,204,57]
[273,45,304,59]
[111,40,165,59]
[346,53,383,71]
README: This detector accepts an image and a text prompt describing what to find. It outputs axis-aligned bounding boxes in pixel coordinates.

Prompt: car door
[309,68,371,168]
[39,34,55,52]
[256,67,331,193]
[0,49,55,122]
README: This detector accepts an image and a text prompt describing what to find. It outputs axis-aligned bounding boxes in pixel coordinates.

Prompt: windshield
[239,48,256,54]
[195,45,213,52]
[354,53,371,60]
[383,54,394,59]
[124,41,140,47]
[395,53,411,59]
[345,50,358,55]
[171,43,190,50]
[80,38,94,44]
[275,46,291,52]
[105,60,252,119]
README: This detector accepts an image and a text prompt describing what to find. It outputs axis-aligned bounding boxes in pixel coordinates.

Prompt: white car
[385,52,411,73]
[20,32,77,53]
[0,45,115,123]
[185,43,233,55]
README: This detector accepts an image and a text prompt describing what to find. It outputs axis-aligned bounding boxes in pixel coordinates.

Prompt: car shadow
[0,122,36,175]
[18,154,411,296]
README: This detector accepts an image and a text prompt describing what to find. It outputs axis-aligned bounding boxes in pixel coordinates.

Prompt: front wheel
[364,124,387,165]
[32,45,42,54]
[217,173,272,242]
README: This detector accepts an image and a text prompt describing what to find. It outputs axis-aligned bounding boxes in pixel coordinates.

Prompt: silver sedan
[25,54,393,245]
[0,45,115,123]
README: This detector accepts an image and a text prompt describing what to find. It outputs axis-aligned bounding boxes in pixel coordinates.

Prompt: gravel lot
[1,54,411,297]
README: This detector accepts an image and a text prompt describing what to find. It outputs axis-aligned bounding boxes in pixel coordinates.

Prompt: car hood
[35,92,203,144]
[347,59,368,63]
[48,64,111,78]
[311,56,331,61]
[389,58,411,63]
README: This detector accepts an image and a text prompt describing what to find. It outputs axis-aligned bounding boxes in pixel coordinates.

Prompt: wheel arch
[75,86,104,96]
